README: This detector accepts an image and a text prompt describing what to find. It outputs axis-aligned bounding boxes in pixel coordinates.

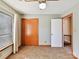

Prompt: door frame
[21,18,39,46]
[62,13,73,52]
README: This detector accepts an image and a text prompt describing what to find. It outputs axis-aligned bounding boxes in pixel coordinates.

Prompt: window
[0,11,13,50]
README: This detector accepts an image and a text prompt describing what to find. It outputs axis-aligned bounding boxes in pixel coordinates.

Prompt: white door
[51,19,62,47]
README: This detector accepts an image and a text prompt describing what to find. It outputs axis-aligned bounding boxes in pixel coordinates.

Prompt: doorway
[62,14,73,54]
[21,18,39,46]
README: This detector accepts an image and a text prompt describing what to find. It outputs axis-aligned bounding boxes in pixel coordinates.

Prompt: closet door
[51,19,63,47]
[21,18,38,46]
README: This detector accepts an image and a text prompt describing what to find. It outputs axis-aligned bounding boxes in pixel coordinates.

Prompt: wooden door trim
[62,13,73,19]
[62,13,73,55]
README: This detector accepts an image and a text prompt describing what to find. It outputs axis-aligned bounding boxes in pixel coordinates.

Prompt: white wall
[23,14,61,45]
[0,0,21,53]
[62,3,79,59]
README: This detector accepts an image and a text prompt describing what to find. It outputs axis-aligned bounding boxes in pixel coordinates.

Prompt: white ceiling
[2,0,79,14]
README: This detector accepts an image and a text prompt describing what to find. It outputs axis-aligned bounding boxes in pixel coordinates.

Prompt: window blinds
[0,11,13,50]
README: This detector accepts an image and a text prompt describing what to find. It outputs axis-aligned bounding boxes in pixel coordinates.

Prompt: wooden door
[21,18,38,46]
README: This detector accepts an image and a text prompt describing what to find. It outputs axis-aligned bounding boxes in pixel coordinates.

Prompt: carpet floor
[7,46,74,59]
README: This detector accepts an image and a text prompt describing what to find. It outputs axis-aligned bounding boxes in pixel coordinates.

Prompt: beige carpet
[7,46,74,59]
